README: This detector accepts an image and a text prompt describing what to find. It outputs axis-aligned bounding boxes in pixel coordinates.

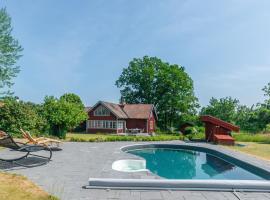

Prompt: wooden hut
[200,115,240,145]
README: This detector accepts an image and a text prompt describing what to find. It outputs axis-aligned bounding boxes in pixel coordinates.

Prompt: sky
[1,0,270,107]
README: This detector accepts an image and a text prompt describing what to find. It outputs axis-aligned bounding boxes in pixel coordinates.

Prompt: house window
[94,106,110,116]
[118,121,123,129]
[88,120,117,129]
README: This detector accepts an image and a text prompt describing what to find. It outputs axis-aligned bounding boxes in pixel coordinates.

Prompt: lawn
[226,142,270,161]
[233,132,270,143]
[0,172,58,200]
[66,133,182,142]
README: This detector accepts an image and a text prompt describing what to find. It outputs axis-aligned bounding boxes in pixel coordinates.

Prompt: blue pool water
[126,148,265,180]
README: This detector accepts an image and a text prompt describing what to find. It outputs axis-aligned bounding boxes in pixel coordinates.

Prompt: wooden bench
[214,134,235,145]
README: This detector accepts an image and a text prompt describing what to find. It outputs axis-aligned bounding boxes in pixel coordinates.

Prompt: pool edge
[87,178,270,192]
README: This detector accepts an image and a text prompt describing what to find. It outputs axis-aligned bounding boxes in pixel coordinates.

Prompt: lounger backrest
[20,129,36,143]
[0,135,20,149]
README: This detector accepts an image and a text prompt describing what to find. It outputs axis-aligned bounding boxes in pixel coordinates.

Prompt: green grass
[0,172,59,200]
[66,133,183,142]
[227,142,270,161]
[233,132,270,143]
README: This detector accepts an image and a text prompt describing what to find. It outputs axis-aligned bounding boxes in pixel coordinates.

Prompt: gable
[93,105,110,116]
[88,101,128,118]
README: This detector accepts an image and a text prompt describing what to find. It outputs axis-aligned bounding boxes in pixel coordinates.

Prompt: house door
[117,121,125,133]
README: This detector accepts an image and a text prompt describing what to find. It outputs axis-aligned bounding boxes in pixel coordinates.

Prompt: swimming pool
[126,148,264,180]
[88,143,270,191]
[122,144,270,180]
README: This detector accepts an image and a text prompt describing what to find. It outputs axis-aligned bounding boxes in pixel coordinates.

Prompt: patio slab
[1,141,270,200]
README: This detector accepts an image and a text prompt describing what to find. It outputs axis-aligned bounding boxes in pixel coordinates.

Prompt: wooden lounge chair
[20,129,62,151]
[0,132,52,167]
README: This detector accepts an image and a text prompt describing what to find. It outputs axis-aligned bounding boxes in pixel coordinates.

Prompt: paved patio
[1,141,270,200]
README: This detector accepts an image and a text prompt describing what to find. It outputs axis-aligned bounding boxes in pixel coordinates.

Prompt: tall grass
[233,133,270,143]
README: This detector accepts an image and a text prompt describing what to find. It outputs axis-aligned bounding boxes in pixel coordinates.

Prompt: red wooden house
[86,101,157,134]
[200,115,240,145]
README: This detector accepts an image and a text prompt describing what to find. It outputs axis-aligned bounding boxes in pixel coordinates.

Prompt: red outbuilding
[86,101,157,134]
[200,115,240,145]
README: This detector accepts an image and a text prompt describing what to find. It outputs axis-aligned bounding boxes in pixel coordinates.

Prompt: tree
[60,93,84,105]
[262,82,270,109]
[256,106,270,131]
[0,8,23,96]
[263,82,270,98]
[200,97,239,123]
[234,105,259,133]
[0,97,47,136]
[233,83,270,133]
[116,56,198,130]
[43,94,87,139]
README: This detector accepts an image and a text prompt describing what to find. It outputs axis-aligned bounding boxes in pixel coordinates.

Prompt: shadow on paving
[0,157,50,171]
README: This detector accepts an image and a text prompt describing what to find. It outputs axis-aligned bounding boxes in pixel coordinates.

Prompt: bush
[43,94,87,139]
[265,124,270,133]
[68,134,183,142]
[0,98,47,136]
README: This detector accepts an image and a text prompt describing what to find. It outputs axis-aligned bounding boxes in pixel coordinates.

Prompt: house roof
[89,101,156,119]
[123,104,154,119]
[84,106,92,112]
[102,101,128,118]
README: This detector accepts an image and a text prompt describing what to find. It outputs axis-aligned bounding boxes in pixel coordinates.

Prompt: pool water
[126,148,264,180]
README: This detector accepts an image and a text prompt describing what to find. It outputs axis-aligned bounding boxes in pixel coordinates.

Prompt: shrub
[0,98,47,136]
[265,124,270,133]
[43,94,87,139]
[68,134,182,142]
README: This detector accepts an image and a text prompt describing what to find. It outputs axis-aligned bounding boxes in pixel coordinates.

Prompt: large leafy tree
[0,8,23,96]
[43,93,87,138]
[116,56,198,130]
[234,105,260,133]
[60,93,84,105]
[200,97,239,123]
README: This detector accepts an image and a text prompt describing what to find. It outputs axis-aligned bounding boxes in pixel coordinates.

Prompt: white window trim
[87,120,126,129]
[88,120,124,129]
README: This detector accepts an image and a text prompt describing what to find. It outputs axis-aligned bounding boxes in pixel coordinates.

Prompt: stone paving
[1,141,270,200]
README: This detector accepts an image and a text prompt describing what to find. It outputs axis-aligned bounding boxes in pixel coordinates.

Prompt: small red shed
[200,115,240,145]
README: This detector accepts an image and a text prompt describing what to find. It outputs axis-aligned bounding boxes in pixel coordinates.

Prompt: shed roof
[200,115,240,132]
